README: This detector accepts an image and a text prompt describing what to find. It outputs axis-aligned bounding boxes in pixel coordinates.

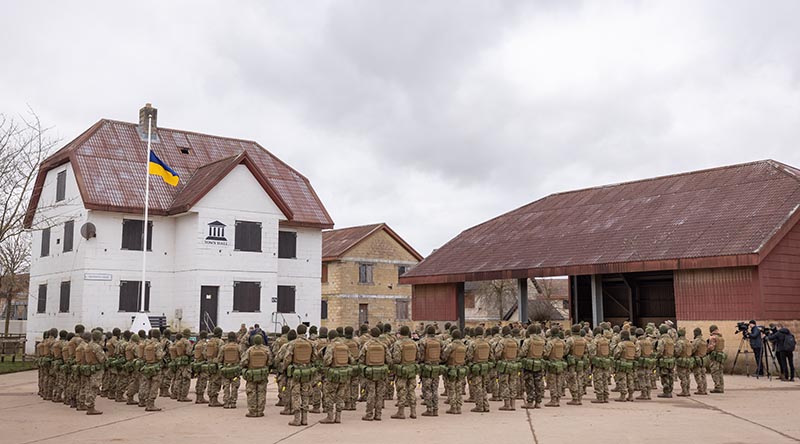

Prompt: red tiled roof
[322,223,423,261]
[401,160,800,284]
[24,119,333,228]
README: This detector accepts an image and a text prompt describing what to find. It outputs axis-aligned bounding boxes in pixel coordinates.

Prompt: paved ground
[1,371,799,444]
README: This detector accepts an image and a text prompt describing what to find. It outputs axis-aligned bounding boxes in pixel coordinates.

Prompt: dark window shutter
[56,171,66,202]
[122,220,152,251]
[63,220,74,252]
[321,300,328,319]
[235,221,262,252]
[59,281,71,313]
[396,300,408,320]
[41,228,50,257]
[37,284,47,313]
[359,264,373,284]
[277,286,296,313]
[278,231,297,258]
[233,281,260,312]
[119,281,150,312]
[146,221,153,251]
[321,263,328,283]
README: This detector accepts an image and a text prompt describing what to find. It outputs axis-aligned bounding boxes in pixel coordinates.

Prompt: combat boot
[677,392,690,397]
[145,406,162,412]
[445,406,457,414]
[626,393,634,402]
[657,393,672,398]
[710,389,724,393]
[334,411,342,423]
[288,411,302,426]
[614,393,627,402]
[422,406,436,416]
[126,397,138,405]
[695,391,708,395]
[534,401,542,408]
[195,394,208,404]
[636,394,648,400]
[246,411,258,418]
[178,397,192,402]
[409,404,417,419]
[499,399,513,411]
[590,398,604,404]
[276,398,285,407]
[545,399,560,407]
[310,404,321,414]
[280,404,292,415]
[567,399,581,406]
[374,410,382,421]
[362,412,374,421]
[301,411,308,426]
[208,396,223,407]
[320,410,336,424]
[86,406,103,415]
[77,403,87,411]
[521,402,534,409]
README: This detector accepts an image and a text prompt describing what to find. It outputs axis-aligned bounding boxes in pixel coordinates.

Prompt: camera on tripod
[736,321,750,336]
[760,325,776,336]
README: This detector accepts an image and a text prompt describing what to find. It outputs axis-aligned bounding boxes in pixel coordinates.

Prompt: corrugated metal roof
[25,119,333,228]
[402,160,800,283]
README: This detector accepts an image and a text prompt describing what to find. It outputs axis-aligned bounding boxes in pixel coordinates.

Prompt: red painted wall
[412,283,457,321]
[674,267,759,320]
[759,220,800,320]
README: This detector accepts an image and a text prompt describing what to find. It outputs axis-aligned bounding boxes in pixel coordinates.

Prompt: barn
[400,160,800,366]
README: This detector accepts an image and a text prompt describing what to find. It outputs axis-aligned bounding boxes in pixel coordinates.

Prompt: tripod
[759,336,780,380]
[730,334,751,376]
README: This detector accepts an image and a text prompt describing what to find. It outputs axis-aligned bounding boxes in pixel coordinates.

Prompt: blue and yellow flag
[148,151,179,186]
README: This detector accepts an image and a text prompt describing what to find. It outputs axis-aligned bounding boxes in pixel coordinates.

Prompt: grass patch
[0,355,36,374]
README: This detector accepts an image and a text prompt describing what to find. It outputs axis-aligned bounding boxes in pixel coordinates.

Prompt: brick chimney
[139,103,158,129]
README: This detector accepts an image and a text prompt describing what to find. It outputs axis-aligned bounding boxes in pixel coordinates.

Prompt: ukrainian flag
[148,151,180,186]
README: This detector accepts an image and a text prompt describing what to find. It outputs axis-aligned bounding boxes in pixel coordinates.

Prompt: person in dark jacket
[747,321,763,376]
[768,326,795,381]
[249,324,269,348]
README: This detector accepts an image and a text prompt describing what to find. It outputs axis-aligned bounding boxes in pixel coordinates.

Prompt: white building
[24,104,333,353]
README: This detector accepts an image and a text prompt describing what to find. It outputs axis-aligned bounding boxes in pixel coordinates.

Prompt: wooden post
[517,278,528,323]
[591,274,604,327]
[456,282,465,331]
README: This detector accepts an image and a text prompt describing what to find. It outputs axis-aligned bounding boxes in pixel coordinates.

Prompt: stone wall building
[321,223,422,329]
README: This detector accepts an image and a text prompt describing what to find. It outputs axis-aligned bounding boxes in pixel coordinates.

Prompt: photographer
[747,320,764,376]
[768,325,796,382]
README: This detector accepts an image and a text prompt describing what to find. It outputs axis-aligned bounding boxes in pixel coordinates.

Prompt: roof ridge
[102,118,261,146]
[323,222,384,233]
[765,159,800,184]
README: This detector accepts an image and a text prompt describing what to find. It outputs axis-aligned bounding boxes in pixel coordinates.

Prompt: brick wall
[322,294,413,329]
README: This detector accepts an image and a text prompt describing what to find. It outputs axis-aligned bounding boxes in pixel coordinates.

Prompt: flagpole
[131,109,153,333]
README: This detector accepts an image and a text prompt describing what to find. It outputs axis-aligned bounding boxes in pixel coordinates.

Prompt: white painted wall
[26,163,323,353]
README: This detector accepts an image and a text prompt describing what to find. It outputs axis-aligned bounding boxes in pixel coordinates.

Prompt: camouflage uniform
[390,335,419,418]
[283,336,317,425]
[75,339,89,410]
[656,333,676,397]
[159,333,174,398]
[543,335,566,407]
[218,337,242,408]
[113,337,129,402]
[564,330,588,405]
[241,339,272,417]
[418,334,444,415]
[320,337,353,423]
[83,335,107,414]
[466,336,493,412]
[49,336,67,403]
[494,333,520,410]
[636,335,656,400]
[140,335,165,411]
[344,335,361,410]
[589,334,612,403]
[37,333,54,399]
[707,329,725,393]
[124,336,141,405]
[272,334,289,406]
[359,336,392,421]
[442,337,466,414]
[520,333,546,408]
[379,332,397,401]
[100,334,117,398]
[311,336,329,413]
[613,336,639,401]
[192,337,209,403]
[675,333,694,396]
[488,331,502,401]
[692,332,709,395]
[172,334,194,402]
[205,334,226,407]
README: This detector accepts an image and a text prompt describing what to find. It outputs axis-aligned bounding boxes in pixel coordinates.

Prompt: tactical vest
[176,340,186,357]
[37,341,48,357]
[366,342,385,366]
[448,343,466,366]
[223,343,239,364]
[333,343,350,367]
[694,340,707,357]
[570,337,586,358]
[108,338,118,357]
[401,341,417,364]
[75,346,85,364]
[622,341,636,360]
[424,339,441,363]
[640,338,653,358]
[502,338,518,360]
[528,337,545,359]
[85,346,98,365]
[596,338,610,358]
[125,345,135,361]
[292,339,312,365]
[249,348,268,369]
[68,339,78,357]
[661,338,675,357]
[206,339,219,360]
[137,342,146,359]
[549,340,565,360]
[169,345,178,359]
[714,335,725,352]
[680,340,693,357]
[474,340,490,363]
[346,339,359,357]
[52,341,63,360]
[144,341,157,364]
[194,342,204,360]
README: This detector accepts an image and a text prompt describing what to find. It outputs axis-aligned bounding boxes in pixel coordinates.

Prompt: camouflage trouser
[615,370,635,397]
[83,370,104,409]
[115,369,128,400]
[592,368,610,401]
[38,365,44,396]
[498,372,516,401]
[566,366,584,401]
[349,375,359,406]
[208,372,222,401]
[290,377,313,414]
[246,380,267,415]
[546,372,562,402]
[650,367,658,390]
[637,368,652,398]
[421,376,439,410]
[523,370,545,404]
[468,374,489,411]
[363,378,387,418]
[446,375,463,408]
[174,365,191,400]
[311,371,323,408]
[659,367,674,394]
[77,373,87,407]
[488,368,499,398]
[277,373,288,404]
[140,373,162,408]
[160,365,174,396]
[195,370,209,398]
[53,367,66,401]
[101,367,111,396]
[323,378,348,413]
[395,376,416,408]
[709,360,724,391]
[677,367,692,394]
[126,370,139,402]
[138,373,148,405]
[221,376,241,406]
[692,364,708,393]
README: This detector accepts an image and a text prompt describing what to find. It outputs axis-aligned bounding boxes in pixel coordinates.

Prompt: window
[358,263,373,284]
[278,231,297,258]
[396,300,409,320]
[233,281,261,312]
[277,285,296,313]
[37,284,47,314]
[397,265,410,280]
[359,303,369,325]
[321,263,328,283]
[121,219,153,251]
[41,228,50,257]
[321,300,328,320]
[56,170,66,202]
[234,221,262,252]
[59,281,71,313]
[119,280,150,312]
[63,220,74,253]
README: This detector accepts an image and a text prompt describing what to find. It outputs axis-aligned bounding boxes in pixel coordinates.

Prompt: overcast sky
[3,1,800,255]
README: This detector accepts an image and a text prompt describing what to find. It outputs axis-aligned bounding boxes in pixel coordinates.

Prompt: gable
[194,165,286,217]
[343,228,420,262]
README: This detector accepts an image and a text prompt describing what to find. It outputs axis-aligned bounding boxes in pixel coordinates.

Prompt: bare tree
[1,233,30,335]
[475,280,517,319]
